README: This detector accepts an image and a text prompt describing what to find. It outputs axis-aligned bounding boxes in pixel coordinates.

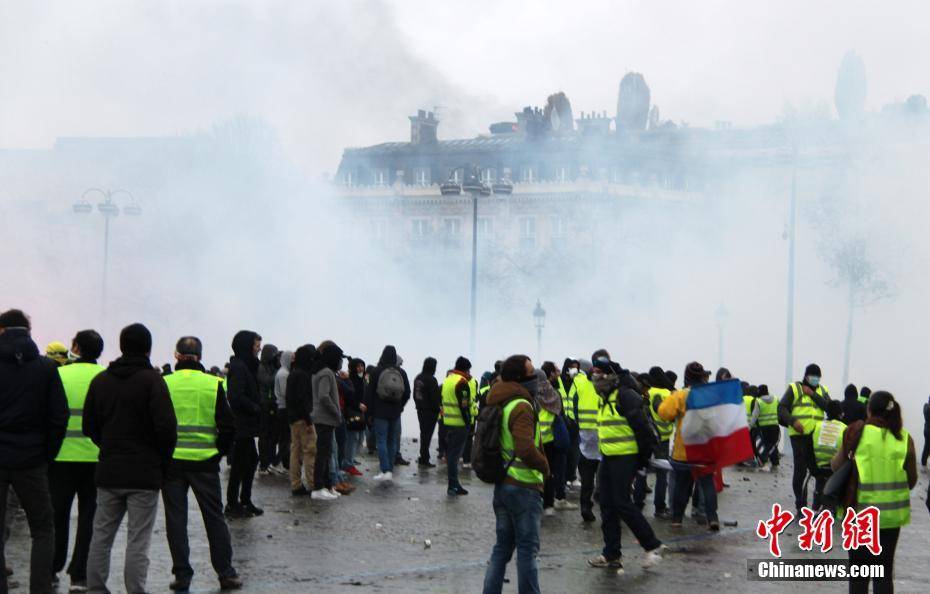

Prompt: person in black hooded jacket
[0,309,68,594]
[414,357,441,467]
[83,323,178,594]
[364,345,410,480]
[286,345,317,496]
[841,383,866,426]
[256,344,280,474]
[224,331,264,518]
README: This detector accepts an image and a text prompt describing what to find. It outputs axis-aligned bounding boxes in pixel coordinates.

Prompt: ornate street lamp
[533,299,546,362]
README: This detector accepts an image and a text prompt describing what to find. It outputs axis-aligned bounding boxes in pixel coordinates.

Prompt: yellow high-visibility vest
[55,363,104,462]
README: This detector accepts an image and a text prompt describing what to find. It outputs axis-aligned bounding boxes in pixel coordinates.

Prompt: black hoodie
[0,328,69,468]
[414,357,441,412]
[841,384,866,425]
[83,355,178,489]
[286,345,316,424]
[364,345,411,420]
[228,330,262,438]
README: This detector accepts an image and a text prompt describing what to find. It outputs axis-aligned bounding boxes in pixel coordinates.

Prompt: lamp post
[442,165,510,357]
[715,301,729,370]
[784,152,798,386]
[533,300,546,362]
[73,188,142,328]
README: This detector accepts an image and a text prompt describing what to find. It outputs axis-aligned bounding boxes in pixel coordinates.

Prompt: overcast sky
[1,0,928,174]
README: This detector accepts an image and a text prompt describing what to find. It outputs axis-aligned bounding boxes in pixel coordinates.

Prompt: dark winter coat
[167,360,235,473]
[0,328,69,469]
[414,357,441,412]
[841,387,867,425]
[364,345,410,421]
[286,345,315,424]
[256,344,279,408]
[83,355,178,489]
[227,331,262,438]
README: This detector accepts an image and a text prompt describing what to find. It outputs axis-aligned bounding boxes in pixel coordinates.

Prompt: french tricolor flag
[680,379,754,470]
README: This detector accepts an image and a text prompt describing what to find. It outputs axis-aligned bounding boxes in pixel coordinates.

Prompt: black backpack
[471,397,529,484]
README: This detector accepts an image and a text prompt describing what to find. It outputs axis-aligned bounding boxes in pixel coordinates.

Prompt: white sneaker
[373,472,393,482]
[272,464,288,475]
[327,488,342,498]
[571,479,582,489]
[544,507,555,517]
[554,499,578,510]
[462,463,472,469]
[311,489,337,500]
[642,544,668,569]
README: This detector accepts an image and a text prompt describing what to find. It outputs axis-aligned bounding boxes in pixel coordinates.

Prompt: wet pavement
[7,440,930,593]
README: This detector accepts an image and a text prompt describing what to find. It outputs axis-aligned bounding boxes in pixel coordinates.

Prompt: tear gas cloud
[2,1,929,435]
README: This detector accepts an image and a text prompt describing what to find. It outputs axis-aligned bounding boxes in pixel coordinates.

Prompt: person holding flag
[659,362,754,531]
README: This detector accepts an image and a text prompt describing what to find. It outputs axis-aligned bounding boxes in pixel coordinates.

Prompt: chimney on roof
[409,109,438,144]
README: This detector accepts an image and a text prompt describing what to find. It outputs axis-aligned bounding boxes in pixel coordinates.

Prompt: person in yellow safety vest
[830,391,916,593]
[633,366,673,519]
[586,352,667,571]
[751,385,781,470]
[558,358,583,490]
[858,386,871,407]
[49,330,104,591]
[539,363,577,516]
[162,336,241,591]
[482,355,550,594]
[462,376,480,469]
[441,357,473,496]
[573,359,601,522]
[809,400,846,511]
[778,363,831,512]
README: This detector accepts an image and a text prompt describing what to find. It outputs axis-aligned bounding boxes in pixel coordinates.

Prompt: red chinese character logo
[756,503,795,557]
[797,507,835,553]
[841,506,881,555]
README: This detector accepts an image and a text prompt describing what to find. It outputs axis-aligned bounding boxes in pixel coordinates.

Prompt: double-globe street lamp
[441,165,513,356]
[72,188,142,328]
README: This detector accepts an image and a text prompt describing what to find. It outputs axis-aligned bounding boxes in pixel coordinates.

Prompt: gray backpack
[376,367,405,403]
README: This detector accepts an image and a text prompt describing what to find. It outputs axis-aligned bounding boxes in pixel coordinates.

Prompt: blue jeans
[342,430,363,469]
[482,483,542,594]
[373,418,400,473]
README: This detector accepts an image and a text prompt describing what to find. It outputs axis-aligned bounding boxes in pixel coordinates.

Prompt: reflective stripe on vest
[468,378,479,420]
[501,398,543,485]
[855,425,911,528]
[164,369,221,461]
[55,363,104,462]
[538,408,555,444]
[597,390,638,456]
[648,387,673,441]
[574,373,599,431]
[756,398,779,427]
[557,377,575,421]
[811,419,846,468]
[441,374,466,427]
[788,383,826,436]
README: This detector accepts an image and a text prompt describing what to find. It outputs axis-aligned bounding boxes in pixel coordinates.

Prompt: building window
[520,166,535,183]
[413,167,430,185]
[519,217,536,250]
[373,168,389,186]
[553,166,569,182]
[477,217,492,237]
[443,218,461,236]
[411,218,430,238]
[343,171,354,186]
[550,216,565,239]
[449,168,462,183]
[481,168,497,183]
[370,218,387,241]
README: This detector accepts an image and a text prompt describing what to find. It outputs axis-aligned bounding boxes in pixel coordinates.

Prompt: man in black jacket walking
[0,309,69,594]
[225,331,264,518]
[414,357,441,468]
[161,337,241,591]
[83,323,178,594]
